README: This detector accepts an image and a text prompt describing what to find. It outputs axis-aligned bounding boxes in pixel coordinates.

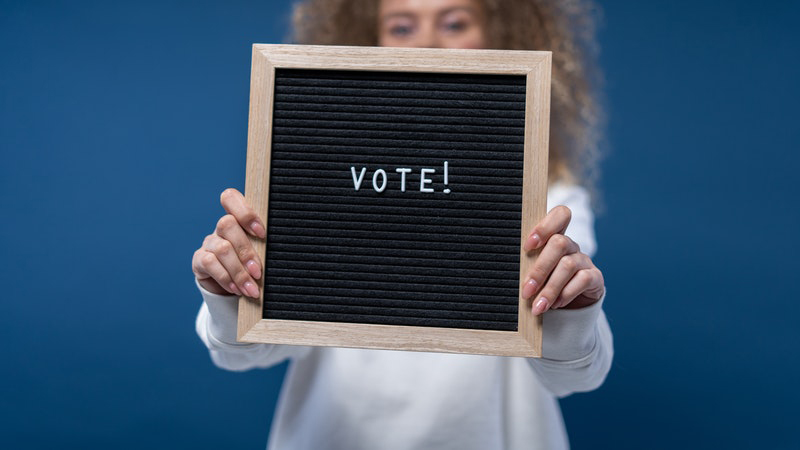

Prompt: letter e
[420,168,436,193]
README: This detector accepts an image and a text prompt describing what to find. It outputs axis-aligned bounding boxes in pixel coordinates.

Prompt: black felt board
[263,68,525,332]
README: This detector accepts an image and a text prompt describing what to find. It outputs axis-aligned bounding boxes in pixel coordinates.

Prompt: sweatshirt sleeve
[195,280,312,372]
[526,183,614,397]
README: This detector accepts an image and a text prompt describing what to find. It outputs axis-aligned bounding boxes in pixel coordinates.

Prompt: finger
[532,253,590,315]
[220,188,265,239]
[524,205,572,251]
[547,254,594,310]
[552,268,602,309]
[193,249,241,296]
[216,214,262,280]
[207,234,260,298]
[521,234,579,300]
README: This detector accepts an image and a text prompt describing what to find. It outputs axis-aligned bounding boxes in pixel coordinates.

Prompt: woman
[193,0,612,448]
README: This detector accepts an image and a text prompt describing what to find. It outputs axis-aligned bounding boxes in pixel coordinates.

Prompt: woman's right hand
[192,188,266,297]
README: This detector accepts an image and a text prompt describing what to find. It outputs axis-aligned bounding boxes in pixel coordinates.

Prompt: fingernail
[229,283,242,296]
[246,260,261,279]
[524,233,541,252]
[244,281,260,298]
[521,279,537,299]
[533,297,548,315]
[250,221,266,238]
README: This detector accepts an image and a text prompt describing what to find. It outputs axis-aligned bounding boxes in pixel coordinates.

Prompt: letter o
[373,169,387,193]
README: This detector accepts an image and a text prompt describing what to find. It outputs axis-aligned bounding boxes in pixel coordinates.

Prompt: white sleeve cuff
[541,291,606,361]
[195,278,246,345]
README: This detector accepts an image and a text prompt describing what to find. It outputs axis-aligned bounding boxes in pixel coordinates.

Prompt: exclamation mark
[443,160,451,194]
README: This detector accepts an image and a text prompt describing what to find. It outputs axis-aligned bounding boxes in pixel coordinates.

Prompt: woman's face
[378,0,487,49]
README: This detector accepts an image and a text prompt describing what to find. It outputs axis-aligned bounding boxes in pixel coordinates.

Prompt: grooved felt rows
[263,68,526,331]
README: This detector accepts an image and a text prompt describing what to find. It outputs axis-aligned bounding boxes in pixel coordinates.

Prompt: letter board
[238,45,551,357]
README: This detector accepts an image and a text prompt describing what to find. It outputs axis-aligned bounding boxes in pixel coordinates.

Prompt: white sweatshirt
[196,183,613,450]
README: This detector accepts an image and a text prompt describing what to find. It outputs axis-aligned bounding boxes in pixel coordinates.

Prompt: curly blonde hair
[291,0,604,195]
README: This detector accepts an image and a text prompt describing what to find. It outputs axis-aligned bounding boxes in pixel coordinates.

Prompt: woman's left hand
[521,205,605,315]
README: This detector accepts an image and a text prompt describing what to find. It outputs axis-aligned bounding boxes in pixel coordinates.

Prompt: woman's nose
[413,23,441,48]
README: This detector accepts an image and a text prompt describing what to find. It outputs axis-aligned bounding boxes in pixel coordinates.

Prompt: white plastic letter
[420,168,435,193]
[373,169,387,193]
[395,168,412,192]
[351,167,366,191]
[443,161,451,194]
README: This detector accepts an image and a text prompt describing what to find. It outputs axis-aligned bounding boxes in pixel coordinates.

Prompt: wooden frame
[238,44,551,357]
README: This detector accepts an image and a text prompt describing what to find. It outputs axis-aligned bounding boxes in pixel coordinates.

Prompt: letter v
[351,167,367,191]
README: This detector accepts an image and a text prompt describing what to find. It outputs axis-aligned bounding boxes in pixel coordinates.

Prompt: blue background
[1,0,798,448]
